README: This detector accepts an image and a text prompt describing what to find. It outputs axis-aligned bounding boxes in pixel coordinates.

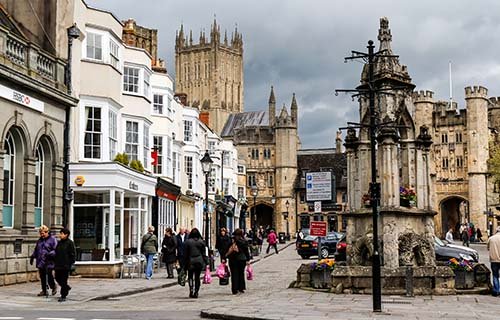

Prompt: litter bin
[278,232,286,244]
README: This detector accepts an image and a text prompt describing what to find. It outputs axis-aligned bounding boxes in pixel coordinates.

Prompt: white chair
[120,255,141,279]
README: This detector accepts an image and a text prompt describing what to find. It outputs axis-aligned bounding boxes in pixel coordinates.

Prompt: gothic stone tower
[175,20,244,134]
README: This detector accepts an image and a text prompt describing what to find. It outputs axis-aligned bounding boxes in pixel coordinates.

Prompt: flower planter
[310,269,332,289]
[454,270,474,289]
[400,198,410,207]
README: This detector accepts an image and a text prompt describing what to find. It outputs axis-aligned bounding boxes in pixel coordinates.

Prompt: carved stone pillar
[0,150,4,230]
[382,217,398,268]
[51,163,64,230]
[344,128,359,211]
[377,127,399,207]
[416,126,433,210]
[21,156,37,233]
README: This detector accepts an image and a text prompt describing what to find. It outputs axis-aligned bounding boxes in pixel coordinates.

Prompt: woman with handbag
[182,228,208,298]
[226,228,251,295]
[161,227,177,278]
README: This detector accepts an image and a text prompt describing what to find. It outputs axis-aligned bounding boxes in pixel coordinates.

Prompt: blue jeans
[492,262,500,294]
[145,253,154,279]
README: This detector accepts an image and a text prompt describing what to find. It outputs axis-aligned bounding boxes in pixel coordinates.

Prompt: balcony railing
[0,27,67,92]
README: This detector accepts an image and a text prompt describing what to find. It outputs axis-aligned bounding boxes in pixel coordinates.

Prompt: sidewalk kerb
[200,310,272,320]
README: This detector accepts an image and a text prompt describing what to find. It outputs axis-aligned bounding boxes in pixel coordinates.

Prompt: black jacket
[161,235,178,263]
[215,234,232,258]
[176,233,188,258]
[227,238,251,262]
[183,238,208,270]
[54,238,76,271]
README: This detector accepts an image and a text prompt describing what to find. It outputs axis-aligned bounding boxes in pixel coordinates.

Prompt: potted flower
[447,258,474,289]
[361,194,371,207]
[310,258,335,289]
[399,186,417,207]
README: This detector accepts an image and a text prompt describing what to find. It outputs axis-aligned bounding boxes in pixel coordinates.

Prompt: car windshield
[304,235,318,241]
[435,237,445,246]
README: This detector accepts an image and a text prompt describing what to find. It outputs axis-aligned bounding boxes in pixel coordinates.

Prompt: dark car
[434,236,479,262]
[334,233,347,261]
[297,232,343,259]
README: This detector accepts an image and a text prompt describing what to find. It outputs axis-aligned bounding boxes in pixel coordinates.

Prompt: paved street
[1,242,500,320]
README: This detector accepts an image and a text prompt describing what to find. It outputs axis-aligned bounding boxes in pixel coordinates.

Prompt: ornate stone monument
[332,17,454,295]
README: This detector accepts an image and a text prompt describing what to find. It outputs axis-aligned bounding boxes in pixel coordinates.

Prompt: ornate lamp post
[200,151,213,247]
[251,186,258,231]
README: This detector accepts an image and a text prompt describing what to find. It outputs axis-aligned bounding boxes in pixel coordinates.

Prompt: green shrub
[129,159,144,173]
[114,153,129,166]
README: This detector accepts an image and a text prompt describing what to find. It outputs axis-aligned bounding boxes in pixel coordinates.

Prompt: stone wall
[0,237,39,286]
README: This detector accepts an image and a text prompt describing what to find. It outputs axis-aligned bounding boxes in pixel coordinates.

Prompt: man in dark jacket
[54,228,76,302]
[176,227,188,269]
[30,225,57,296]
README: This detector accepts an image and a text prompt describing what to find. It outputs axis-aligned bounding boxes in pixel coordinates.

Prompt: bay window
[125,121,139,161]
[123,67,139,93]
[84,106,102,159]
[86,33,102,60]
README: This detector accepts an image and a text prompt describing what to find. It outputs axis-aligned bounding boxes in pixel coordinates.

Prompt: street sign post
[314,201,322,213]
[309,221,327,237]
[305,172,333,202]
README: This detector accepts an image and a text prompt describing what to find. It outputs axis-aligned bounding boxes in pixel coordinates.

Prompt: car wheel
[320,248,329,258]
[301,255,310,259]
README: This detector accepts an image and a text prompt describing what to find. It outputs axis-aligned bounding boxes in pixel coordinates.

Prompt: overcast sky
[87,0,500,149]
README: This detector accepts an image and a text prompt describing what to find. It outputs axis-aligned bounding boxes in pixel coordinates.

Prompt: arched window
[34,144,44,228]
[3,132,15,228]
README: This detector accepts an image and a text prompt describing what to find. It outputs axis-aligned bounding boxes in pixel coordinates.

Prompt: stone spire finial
[224,30,228,45]
[279,104,288,118]
[269,86,276,104]
[189,30,193,45]
[291,93,297,109]
[378,17,392,53]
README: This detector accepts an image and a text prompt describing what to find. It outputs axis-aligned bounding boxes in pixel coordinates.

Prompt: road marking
[0,317,24,320]
[91,319,131,320]
[38,318,75,320]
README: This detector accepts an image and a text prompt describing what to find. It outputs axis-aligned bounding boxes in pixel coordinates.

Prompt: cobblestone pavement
[1,241,500,320]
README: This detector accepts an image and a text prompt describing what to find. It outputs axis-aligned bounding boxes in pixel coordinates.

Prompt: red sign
[156,189,177,201]
[309,221,327,237]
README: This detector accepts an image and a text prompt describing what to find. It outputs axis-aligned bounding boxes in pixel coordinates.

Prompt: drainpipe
[63,24,80,227]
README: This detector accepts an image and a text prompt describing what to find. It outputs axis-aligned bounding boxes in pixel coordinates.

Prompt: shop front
[153,177,180,241]
[69,162,157,278]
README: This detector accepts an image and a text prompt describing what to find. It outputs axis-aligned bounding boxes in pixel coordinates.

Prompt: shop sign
[0,84,44,113]
[156,189,177,201]
[129,181,138,191]
[74,175,85,186]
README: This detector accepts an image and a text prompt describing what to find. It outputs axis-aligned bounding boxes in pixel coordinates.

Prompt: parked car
[297,232,343,259]
[334,233,347,261]
[435,236,479,262]
[333,235,479,263]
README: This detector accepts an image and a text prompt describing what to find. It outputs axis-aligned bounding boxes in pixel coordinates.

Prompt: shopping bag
[177,268,186,286]
[216,263,227,279]
[202,265,212,284]
[246,264,254,281]
[218,263,230,286]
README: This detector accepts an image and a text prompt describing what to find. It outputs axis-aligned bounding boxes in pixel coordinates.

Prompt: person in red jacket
[266,229,278,254]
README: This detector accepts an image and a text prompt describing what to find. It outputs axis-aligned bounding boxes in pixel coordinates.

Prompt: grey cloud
[86,0,500,148]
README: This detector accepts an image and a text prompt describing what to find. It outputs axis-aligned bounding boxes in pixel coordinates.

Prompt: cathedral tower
[175,19,244,134]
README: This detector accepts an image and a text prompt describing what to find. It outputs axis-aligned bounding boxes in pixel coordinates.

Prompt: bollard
[405,264,414,297]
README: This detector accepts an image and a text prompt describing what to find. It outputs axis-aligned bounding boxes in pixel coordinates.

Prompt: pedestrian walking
[176,227,188,269]
[161,227,177,278]
[257,226,264,253]
[487,226,500,297]
[54,228,76,302]
[141,226,158,280]
[477,228,484,242]
[266,229,278,254]
[461,224,470,247]
[215,227,232,263]
[30,225,57,297]
[226,228,251,295]
[182,228,208,298]
[445,228,454,243]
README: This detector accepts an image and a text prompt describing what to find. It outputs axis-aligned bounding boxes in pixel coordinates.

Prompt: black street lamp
[251,186,258,231]
[201,151,213,248]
